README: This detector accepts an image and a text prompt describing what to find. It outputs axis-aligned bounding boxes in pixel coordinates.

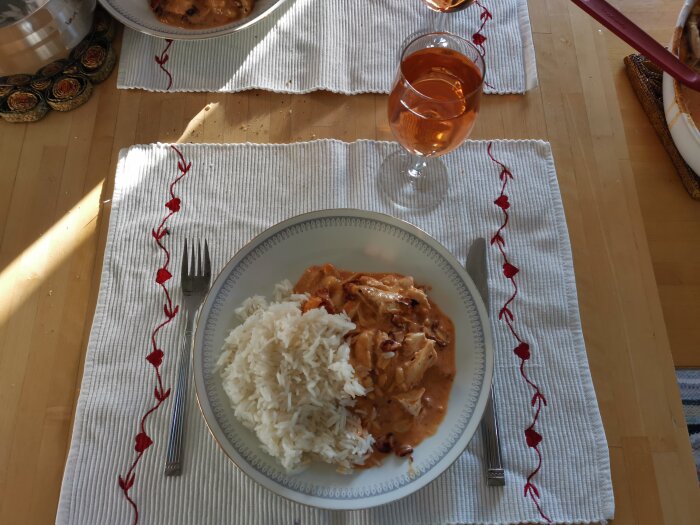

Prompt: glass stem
[434,11,447,32]
[407,156,427,183]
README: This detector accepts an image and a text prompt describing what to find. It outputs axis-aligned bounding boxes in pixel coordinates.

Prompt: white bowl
[192,209,494,510]
[98,0,289,40]
[663,0,700,175]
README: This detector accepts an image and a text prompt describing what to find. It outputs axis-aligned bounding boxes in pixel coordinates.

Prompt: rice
[216,280,374,472]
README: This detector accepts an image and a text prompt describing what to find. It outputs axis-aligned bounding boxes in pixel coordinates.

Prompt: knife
[466,238,505,486]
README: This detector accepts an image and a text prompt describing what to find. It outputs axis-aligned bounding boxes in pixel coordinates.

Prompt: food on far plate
[150,0,255,29]
[217,264,456,472]
[679,1,700,124]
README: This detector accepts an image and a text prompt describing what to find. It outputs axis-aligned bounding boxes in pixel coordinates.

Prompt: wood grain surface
[0,0,698,523]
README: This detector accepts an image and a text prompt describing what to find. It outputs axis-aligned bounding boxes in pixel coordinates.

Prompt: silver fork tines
[165,238,211,477]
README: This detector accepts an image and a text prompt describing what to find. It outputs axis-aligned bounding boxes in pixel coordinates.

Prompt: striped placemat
[117,0,537,95]
[57,140,612,524]
[676,369,700,481]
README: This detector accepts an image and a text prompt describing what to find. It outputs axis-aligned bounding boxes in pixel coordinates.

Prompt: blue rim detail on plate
[199,214,487,500]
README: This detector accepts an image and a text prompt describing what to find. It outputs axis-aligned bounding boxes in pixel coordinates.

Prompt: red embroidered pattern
[118,145,191,525]
[487,142,551,523]
[472,0,492,57]
[154,39,174,91]
[471,1,494,90]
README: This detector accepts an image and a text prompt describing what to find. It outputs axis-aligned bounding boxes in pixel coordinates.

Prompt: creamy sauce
[294,264,456,468]
[150,0,254,29]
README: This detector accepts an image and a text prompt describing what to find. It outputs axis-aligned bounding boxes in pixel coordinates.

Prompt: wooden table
[609,1,700,369]
[1,0,698,523]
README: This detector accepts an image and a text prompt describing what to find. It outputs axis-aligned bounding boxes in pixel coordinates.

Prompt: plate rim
[98,0,290,41]
[192,208,495,510]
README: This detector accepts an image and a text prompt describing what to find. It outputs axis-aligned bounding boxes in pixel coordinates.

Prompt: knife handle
[481,384,505,486]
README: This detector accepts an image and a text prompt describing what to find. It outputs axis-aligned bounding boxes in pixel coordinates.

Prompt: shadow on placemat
[624,54,700,200]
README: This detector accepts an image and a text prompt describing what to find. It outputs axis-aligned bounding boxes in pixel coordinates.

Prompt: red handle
[571,0,700,91]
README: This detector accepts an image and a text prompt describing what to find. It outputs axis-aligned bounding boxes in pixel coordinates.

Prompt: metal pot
[0,0,97,75]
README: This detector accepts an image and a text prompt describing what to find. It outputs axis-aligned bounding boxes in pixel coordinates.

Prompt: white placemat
[57,140,613,524]
[117,0,537,95]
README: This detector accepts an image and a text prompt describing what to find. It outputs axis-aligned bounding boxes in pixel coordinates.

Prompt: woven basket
[624,54,700,199]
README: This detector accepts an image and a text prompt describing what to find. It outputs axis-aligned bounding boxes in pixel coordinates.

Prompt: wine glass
[422,0,475,13]
[422,0,476,31]
[378,32,485,210]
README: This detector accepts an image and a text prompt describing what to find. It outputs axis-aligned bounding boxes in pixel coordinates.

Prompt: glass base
[378,150,449,211]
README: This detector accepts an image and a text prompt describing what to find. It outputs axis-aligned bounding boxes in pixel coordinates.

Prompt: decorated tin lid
[7,90,40,112]
[47,75,93,112]
[51,76,84,100]
[72,36,116,84]
[80,41,108,73]
[0,87,48,123]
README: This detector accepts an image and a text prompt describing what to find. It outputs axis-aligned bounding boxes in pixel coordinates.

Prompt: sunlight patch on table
[178,102,221,143]
[0,183,103,324]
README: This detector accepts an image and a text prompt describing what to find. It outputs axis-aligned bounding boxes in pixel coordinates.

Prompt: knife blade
[466,238,505,486]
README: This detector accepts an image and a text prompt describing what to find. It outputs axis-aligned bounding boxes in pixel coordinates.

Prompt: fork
[165,239,211,477]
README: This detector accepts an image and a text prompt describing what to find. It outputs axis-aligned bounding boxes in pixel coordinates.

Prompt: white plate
[98,0,289,40]
[663,0,700,175]
[193,209,494,510]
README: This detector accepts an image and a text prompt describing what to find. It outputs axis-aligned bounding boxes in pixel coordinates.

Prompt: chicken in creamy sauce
[294,264,456,467]
[150,0,255,29]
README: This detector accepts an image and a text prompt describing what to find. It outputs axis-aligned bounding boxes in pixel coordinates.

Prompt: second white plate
[193,209,494,510]
[99,0,289,40]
